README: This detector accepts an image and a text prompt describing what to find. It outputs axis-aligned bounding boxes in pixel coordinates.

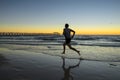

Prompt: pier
[0,32,60,36]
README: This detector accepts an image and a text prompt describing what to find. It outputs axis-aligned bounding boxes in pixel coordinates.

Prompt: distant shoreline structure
[0,32,119,36]
[0,32,61,36]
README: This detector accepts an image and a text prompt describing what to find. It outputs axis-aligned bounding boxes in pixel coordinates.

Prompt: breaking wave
[0,35,120,47]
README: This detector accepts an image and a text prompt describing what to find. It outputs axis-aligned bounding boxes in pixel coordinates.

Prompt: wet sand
[0,46,120,80]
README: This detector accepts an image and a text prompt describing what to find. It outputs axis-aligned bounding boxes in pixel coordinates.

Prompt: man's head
[65,24,69,28]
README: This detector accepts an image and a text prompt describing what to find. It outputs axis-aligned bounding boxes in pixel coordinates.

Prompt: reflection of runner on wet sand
[61,57,81,80]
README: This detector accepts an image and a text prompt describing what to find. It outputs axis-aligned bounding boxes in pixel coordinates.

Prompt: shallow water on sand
[0,44,120,62]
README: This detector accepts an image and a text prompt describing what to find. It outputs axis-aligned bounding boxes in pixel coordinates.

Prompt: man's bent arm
[71,30,75,39]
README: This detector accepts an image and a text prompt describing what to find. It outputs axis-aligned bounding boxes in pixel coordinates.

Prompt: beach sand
[0,44,120,80]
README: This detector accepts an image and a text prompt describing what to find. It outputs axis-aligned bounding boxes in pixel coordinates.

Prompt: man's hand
[71,31,75,39]
[71,35,74,39]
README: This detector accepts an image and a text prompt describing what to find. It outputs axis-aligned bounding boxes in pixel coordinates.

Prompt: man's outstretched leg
[68,44,80,55]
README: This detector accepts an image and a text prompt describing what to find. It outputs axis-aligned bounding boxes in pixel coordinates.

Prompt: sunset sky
[0,0,120,35]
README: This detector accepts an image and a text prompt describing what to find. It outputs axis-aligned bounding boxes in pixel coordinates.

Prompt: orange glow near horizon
[0,24,120,35]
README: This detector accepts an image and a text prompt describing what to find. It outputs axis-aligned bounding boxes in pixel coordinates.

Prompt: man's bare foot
[62,52,65,54]
[77,51,80,56]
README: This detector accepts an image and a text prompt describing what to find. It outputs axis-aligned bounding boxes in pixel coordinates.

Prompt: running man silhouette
[62,24,80,55]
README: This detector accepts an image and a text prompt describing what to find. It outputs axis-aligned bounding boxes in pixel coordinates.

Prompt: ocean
[0,35,120,46]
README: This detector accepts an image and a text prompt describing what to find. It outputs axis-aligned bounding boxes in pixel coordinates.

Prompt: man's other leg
[62,43,66,54]
[67,44,80,55]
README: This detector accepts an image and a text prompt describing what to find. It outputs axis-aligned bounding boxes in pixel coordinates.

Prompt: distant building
[53,32,60,35]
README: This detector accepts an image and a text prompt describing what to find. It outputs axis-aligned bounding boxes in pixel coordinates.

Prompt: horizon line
[0,32,120,36]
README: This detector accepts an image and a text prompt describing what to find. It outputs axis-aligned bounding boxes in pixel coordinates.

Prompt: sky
[0,0,120,35]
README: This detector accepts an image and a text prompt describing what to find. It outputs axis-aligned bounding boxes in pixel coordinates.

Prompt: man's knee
[68,46,72,49]
[63,43,66,46]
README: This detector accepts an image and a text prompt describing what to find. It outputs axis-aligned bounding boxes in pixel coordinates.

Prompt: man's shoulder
[68,28,74,31]
[64,28,73,31]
